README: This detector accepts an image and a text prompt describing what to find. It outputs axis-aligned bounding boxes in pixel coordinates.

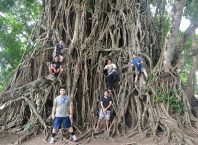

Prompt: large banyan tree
[0,0,198,144]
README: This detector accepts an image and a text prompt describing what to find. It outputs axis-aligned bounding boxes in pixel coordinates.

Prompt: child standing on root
[130,51,148,84]
[96,90,113,131]
[53,39,67,62]
[49,55,64,79]
[50,88,77,144]
[104,59,117,91]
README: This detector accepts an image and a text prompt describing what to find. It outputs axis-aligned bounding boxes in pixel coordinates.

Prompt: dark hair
[131,51,136,55]
[107,58,112,61]
[60,87,65,90]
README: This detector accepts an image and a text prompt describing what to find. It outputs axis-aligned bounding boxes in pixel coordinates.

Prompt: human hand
[69,114,73,125]
[69,114,73,119]
[52,114,55,120]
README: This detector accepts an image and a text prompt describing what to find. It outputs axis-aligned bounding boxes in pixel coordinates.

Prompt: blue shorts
[53,116,71,129]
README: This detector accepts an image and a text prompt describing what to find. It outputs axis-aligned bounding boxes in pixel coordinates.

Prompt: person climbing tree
[49,55,64,79]
[50,88,77,144]
[52,39,67,62]
[95,90,113,131]
[130,51,148,84]
[104,59,118,90]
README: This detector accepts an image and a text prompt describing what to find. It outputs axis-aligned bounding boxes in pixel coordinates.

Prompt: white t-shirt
[53,95,71,117]
[104,63,117,75]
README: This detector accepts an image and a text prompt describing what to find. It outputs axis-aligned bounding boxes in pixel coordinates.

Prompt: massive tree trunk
[163,0,185,72]
[0,0,198,144]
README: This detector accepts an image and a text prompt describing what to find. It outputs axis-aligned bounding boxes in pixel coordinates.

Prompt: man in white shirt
[49,88,77,144]
[104,59,117,90]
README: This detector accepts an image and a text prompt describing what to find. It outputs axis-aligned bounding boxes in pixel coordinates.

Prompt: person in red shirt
[49,55,64,78]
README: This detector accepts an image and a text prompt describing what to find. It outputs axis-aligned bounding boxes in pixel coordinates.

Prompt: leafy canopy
[0,0,42,92]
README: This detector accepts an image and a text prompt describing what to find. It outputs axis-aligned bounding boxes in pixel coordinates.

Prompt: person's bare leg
[68,127,77,141]
[68,127,74,133]
[135,74,138,84]
[58,68,64,76]
[49,67,54,75]
[95,119,102,130]
[143,69,148,78]
[97,119,101,128]
[59,55,64,62]
[50,128,58,143]
[106,120,110,130]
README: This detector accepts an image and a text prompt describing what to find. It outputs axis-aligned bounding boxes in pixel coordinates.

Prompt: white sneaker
[49,137,55,144]
[72,135,77,141]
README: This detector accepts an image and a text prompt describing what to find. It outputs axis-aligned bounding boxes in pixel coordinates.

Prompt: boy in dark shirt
[95,90,112,131]
[53,39,67,62]
[49,55,63,78]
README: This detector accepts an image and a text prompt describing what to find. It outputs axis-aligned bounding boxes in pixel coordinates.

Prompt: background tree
[0,0,42,91]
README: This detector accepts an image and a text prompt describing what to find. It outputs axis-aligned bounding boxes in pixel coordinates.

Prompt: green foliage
[160,15,170,40]
[152,85,184,113]
[184,0,198,22]
[0,0,42,92]
[86,7,93,14]
[147,74,154,83]
[179,33,198,87]
[0,0,15,12]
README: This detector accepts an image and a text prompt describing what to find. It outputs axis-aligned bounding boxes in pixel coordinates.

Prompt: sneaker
[72,135,77,141]
[49,137,55,144]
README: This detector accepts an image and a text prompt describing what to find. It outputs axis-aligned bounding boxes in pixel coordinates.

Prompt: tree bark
[185,31,197,97]
[163,0,185,72]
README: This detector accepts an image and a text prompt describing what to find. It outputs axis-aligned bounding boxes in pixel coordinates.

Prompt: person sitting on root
[95,90,113,131]
[52,39,67,62]
[130,51,148,84]
[50,87,77,144]
[49,55,64,79]
[104,59,118,91]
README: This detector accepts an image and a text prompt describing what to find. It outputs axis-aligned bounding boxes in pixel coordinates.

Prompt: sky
[180,17,190,31]
[149,4,197,33]
[180,17,198,33]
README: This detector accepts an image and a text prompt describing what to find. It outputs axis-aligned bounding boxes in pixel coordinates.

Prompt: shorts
[135,67,145,75]
[99,109,110,120]
[53,116,71,129]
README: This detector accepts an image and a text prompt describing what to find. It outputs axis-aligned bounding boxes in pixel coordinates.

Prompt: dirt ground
[0,131,166,145]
